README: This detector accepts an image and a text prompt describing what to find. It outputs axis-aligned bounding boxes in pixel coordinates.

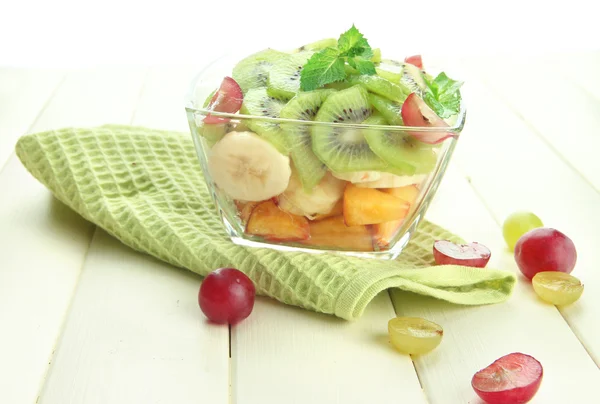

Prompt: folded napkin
[15,125,516,320]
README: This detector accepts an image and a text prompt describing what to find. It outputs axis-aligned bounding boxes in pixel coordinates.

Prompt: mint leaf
[300,47,346,91]
[337,25,369,54]
[349,56,376,75]
[423,72,463,118]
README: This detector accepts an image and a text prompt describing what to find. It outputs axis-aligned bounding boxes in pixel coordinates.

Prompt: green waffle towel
[15,124,516,320]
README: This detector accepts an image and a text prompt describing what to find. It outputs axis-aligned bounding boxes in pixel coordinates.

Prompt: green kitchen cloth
[15,124,516,320]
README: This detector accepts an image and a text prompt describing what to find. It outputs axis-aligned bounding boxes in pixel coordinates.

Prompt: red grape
[514,227,577,280]
[404,54,423,69]
[433,240,491,268]
[198,267,256,324]
[472,352,543,404]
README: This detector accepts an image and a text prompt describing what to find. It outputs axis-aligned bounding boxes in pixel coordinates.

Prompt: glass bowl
[184,52,466,260]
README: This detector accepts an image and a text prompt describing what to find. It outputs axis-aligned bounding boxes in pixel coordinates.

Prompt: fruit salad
[186,25,465,257]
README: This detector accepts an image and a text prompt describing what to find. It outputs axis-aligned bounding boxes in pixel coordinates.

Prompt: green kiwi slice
[363,123,438,175]
[368,93,403,125]
[232,49,288,94]
[239,87,289,154]
[400,63,429,97]
[280,89,335,191]
[266,52,313,100]
[351,75,411,103]
[310,85,405,175]
[293,38,337,52]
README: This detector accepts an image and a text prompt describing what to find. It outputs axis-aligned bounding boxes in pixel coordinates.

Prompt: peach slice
[372,185,420,248]
[246,200,310,241]
[301,215,373,251]
[343,183,410,226]
[235,200,260,224]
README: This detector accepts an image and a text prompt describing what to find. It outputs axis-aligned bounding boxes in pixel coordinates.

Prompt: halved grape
[388,317,443,355]
[502,211,544,251]
[532,271,584,306]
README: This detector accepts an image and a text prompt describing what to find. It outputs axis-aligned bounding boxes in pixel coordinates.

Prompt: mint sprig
[423,72,464,118]
[300,25,376,91]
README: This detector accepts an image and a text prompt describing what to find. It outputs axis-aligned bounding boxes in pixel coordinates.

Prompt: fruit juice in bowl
[185,26,466,260]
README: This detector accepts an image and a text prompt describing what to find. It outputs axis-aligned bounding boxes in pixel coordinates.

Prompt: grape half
[502,211,543,251]
[388,317,443,355]
[532,271,584,306]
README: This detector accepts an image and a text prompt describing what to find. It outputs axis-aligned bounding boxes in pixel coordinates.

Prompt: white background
[1,0,599,67]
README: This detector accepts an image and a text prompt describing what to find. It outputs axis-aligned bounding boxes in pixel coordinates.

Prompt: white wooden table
[1,53,600,404]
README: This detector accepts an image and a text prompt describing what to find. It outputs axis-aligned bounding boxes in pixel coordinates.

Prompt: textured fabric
[15,125,516,320]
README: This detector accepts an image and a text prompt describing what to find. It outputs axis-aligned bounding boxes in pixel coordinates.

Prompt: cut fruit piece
[404,54,423,69]
[207,131,291,202]
[311,199,343,221]
[332,170,382,184]
[368,93,403,125]
[203,76,244,124]
[400,63,429,97]
[532,271,584,306]
[267,51,313,100]
[235,200,260,224]
[363,119,439,175]
[232,49,288,93]
[311,85,402,175]
[300,215,373,251]
[343,183,410,226]
[401,93,454,144]
[351,75,411,103]
[472,352,543,404]
[371,48,382,63]
[433,240,491,268]
[277,169,345,219]
[388,317,443,355]
[239,87,290,153]
[375,67,401,83]
[372,185,420,248]
[355,173,426,188]
[280,89,335,191]
[196,120,236,147]
[246,200,310,241]
[293,37,337,52]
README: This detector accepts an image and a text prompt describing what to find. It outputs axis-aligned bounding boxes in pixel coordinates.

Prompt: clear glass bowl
[184,53,466,260]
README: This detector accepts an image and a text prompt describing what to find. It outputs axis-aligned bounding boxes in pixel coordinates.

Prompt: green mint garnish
[423,72,464,118]
[300,25,376,91]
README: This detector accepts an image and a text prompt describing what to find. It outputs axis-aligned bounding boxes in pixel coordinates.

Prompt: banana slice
[208,131,291,201]
[355,173,427,188]
[278,169,345,218]
[331,171,382,183]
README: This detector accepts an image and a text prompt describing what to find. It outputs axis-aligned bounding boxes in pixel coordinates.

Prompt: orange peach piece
[235,200,260,224]
[343,183,410,226]
[373,185,421,248]
[310,199,344,221]
[246,200,310,241]
[301,215,373,251]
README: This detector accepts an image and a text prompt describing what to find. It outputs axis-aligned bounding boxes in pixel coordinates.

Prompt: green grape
[502,211,544,251]
[388,317,443,355]
[532,271,584,306]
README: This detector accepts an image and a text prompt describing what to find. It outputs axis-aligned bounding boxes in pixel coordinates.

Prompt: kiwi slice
[293,38,337,52]
[280,89,335,191]
[310,85,404,175]
[363,123,438,175]
[240,87,289,154]
[351,75,411,103]
[232,49,287,94]
[400,63,429,97]
[371,48,382,63]
[368,93,404,125]
[266,52,313,100]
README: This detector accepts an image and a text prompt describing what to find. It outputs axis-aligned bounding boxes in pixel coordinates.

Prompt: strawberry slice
[204,76,243,124]
[401,93,454,144]
[404,55,423,69]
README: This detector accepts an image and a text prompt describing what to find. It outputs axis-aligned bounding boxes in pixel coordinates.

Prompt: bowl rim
[184,52,467,134]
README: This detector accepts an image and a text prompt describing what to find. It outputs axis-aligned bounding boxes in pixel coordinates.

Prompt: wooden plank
[390,164,600,403]
[38,67,229,404]
[0,68,65,168]
[0,68,146,404]
[453,76,600,365]
[232,293,427,404]
[463,55,600,191]
[38,230,229,404]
